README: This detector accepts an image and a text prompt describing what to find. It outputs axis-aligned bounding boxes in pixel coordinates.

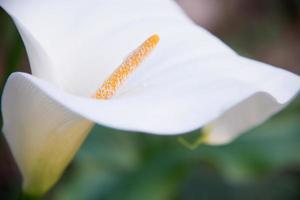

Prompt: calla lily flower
[1,0,300,197]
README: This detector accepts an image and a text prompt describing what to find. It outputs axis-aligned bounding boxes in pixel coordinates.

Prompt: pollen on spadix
[95,34,160,100]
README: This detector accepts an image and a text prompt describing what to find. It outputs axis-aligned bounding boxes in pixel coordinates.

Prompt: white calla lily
[1,0,300,196]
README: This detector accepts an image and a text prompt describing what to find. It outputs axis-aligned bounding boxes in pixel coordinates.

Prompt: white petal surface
[2,73,93,195]
[1,0,299,164]
[204,57,300,144]
[3,54,300,141]
[0,0,234,96]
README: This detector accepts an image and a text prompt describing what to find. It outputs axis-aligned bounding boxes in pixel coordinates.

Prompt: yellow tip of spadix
[95,34,160,100]
[149,34,160,45]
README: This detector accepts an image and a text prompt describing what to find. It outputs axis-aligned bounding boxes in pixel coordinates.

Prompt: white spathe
[1,0,300,196]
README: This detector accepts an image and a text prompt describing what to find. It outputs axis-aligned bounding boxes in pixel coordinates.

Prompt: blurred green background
[1,0,300,199]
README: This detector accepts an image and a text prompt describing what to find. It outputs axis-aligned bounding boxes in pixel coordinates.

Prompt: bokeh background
[1,0,300,199]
